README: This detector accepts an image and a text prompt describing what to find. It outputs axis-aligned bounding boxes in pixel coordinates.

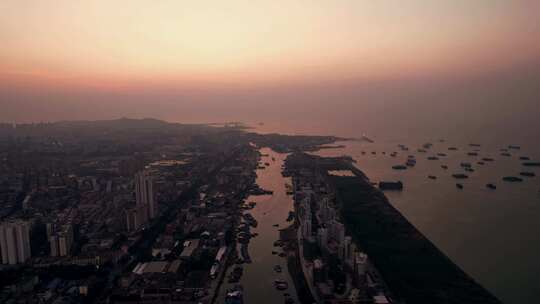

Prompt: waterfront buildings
[289,156,393,303]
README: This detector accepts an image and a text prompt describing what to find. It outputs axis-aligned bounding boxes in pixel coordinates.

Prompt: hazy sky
[1,0,539,128]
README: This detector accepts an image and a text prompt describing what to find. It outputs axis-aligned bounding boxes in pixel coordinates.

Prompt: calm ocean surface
[250,120,540,304]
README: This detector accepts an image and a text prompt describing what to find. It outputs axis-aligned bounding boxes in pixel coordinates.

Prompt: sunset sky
[1,0,539,125]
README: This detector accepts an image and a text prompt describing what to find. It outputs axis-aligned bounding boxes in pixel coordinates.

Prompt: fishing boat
[502,176,523,182]
[225,285,244,304]
[274,280,289,290]
[406,159,416,167]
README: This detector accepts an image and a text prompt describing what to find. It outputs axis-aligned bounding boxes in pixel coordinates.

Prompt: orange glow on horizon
[1,0,539,91]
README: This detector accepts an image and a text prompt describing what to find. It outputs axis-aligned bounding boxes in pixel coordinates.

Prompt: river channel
[217,147,299,304]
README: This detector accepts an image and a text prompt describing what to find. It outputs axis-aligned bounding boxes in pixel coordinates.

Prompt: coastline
[283,152,503,304]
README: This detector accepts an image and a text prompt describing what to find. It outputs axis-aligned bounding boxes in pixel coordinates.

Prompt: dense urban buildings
[0,119,502,303]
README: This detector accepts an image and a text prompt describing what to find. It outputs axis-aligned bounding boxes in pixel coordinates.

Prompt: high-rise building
[46,222,55,239]
[49,235,59,257]
[58,235,70,256]
[317,227,328,250]
[0,220,32,264]
[135,170,157,223]
[299,197,311,220]
[339,236,353,264]
[354,252,369,280]
[302,220,312,239]
[137,204,148,228]
[329,220,345,245]
[58,225,73,256]
[92,178,100,191]
[49,224,73,257]
[125,208,139,232]
[319,197,335,223]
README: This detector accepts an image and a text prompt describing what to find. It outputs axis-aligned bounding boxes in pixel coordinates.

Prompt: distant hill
[0,118,218,139]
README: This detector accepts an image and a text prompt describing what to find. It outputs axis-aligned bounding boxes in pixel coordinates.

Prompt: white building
[0,220,32,264]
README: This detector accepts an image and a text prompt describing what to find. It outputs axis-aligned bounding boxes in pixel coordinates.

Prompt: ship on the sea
[361,133,374,143]
[379,181,404,190]
[225,285,244,304]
